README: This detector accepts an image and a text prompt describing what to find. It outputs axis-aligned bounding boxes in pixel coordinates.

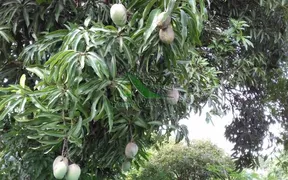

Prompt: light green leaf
[166,0,176,14]
[45,50,75,67]
[188,0,197,14]
[0,99,22,120]
[45,29,69,39]
[61,29,81,50]
[111,55,117,79]
[38,139,62,145]
[122,41,133,66]
[144,9,161,42]
[180,10,188,47]
[43,131,66,138]
[86,52,109,78]
[84,16,92,27]
[26,67,47,79]
[148,121,163,126]
[55,2,64,22]
[116,86,128,102]
[72,33,83,50]
[14,115,30,122]
[142,0,158,21]
[23,7,30,27]
[20,74,26,88]
[72,116,83,137]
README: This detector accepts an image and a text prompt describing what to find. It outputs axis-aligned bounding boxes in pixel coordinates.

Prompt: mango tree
[0,0,220,179]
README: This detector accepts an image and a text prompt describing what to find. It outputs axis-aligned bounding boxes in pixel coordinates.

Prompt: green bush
[127,140,235,180]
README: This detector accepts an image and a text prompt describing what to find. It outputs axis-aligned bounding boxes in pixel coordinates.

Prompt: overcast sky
[180,108,234,154]
[180,107,283,156]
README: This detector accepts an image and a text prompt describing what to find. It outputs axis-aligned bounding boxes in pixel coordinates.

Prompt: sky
[180,107,283,155]
[180,108,285,177]
[180,108,234,154]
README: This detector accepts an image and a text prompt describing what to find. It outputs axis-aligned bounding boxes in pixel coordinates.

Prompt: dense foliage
[0,0,288,179]
[205,0,288,169]
[0,0,216,179]
[127,142,288,180]
[259,152,288,180]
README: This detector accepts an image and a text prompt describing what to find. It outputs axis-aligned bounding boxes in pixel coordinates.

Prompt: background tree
[128,140,288,180]
[202,0,288,169]
[258,151,288,180]
[127,140,235,180]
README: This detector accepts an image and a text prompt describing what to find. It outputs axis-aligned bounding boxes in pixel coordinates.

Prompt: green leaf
[103,97,114,132]
[45,29,69,39]
[110,55,117,79]
[23,7,30,27]
[30,97,47,111]
[45,50,75,67]
[0,99,22,120]
[175,130,184,143]
[43,131,66,138]
[180,10,188,47]
[148,121,163,126]
[72,116,83,137]
[142,0,158,21]
[26,67,48,80]
[20,74,26,88]
[122,41,134,66]
[88,93,103,122]
[86,52,109,79]
[71,33,83,50]
[38,139,62,145]
[0,95,20,111]
[84,16,92,27]
[36,0,51,5]
[118,126,128,137]
[36,112,62,120]
[14,116,32,123]
[61,29,81,50]
[27,134,43,139]
[188,0,197,14]
[205,112,214,125]
[134,117,148,129]
[166,0,176,15]
[110,124,126,133]
[19,97,27,112]
[128,73,161,98]
[144,9,161,42]
[55,2,64,22]
[0,26,14,42]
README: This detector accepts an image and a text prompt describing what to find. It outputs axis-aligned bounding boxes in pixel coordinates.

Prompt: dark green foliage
[127,141,235,180]
[203,0,288,169]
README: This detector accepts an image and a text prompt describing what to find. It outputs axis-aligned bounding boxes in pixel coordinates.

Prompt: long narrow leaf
[128,73,161,98]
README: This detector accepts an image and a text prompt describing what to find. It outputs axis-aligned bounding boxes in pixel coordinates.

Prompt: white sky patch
[180,107,234,154]
[180,107,282,156]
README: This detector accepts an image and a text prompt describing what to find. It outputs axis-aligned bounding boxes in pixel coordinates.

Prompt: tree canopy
[208,0,288,169]
[128,142,288,180]
[127,140,235,180]
[0,0,288,179]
